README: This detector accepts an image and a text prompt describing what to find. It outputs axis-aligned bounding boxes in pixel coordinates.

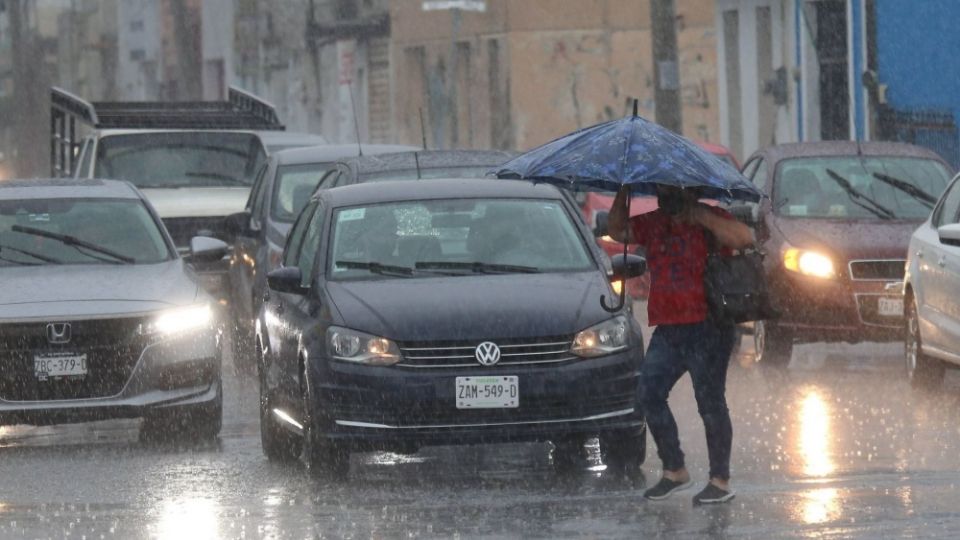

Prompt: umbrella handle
[601,290,625,313]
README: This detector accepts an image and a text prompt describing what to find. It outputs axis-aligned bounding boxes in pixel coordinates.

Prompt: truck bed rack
[50,86,284,176]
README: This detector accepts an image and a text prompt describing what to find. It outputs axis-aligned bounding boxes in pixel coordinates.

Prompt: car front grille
[162,216,230,249]
[396,335,576,369]
[0,317,149,401]
[849,260,906,281]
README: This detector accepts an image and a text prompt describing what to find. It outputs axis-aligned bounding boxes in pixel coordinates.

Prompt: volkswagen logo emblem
[475,341,501,366]
[46,322,72,344]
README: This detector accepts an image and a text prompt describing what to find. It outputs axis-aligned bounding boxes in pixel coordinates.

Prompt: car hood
[326,272,614,342]
[0,261,200,320]
[140,187,251,218]
[774,217,921,261]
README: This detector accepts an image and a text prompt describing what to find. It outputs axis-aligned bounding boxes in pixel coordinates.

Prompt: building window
[130,20,144,32]
[130,49,146,61]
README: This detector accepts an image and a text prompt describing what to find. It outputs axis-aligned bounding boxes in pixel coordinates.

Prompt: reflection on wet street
[2,330,960,538]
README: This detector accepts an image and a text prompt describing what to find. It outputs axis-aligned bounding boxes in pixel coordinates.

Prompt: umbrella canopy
[494,109,762,202]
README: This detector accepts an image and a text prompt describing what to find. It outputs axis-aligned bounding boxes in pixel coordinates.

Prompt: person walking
[607,184,754,505]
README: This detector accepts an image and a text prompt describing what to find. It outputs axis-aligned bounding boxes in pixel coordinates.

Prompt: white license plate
[34,353,88,380]
[456,376,518,409]
[878,297,904,317]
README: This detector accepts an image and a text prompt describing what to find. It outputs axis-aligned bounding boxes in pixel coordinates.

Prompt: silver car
[0,178,225,441]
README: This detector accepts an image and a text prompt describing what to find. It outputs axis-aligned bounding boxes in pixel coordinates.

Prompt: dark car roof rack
[50,86,285,176]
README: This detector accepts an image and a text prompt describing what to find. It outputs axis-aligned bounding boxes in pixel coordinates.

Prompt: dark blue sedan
[256,179,647,477]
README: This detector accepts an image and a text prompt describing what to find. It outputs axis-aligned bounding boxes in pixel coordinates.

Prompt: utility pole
[649,0,683,133]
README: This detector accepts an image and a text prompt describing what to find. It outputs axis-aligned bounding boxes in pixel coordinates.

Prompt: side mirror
[189,236,229,263]
[611,253,646,280]
[224,210,253,237]
[938,223,960,247]
[267,266,308,295]
[593,211,610,237]
[728,204,758,226]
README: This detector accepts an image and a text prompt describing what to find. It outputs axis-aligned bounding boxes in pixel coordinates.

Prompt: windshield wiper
[0,243,63,264]
[11,225,135,264]
[824,169,896,220]
[872,172,937,208]
[335,260,416,277]
[415,261,541,274]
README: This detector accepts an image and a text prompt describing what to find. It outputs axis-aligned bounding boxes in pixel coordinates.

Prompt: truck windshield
[94,132,264,188]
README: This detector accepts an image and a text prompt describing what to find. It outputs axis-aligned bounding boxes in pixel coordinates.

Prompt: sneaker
[643,477,693,500]
[692,483,736,505]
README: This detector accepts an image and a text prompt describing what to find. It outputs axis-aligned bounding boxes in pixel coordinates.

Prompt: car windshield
[774,156,952,220]
[94,132,263,188]
[0,198,171,266]
[271,163,337,223]
[360,166,494,182]
[329,198,593,280]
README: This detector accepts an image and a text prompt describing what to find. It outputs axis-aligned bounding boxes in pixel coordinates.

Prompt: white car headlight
[141,304,213,336]
[783,246,836,279]
[327,326,401,366]
[571,316,630,358]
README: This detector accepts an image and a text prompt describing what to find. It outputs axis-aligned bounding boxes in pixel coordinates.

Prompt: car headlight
[783,247,835,279]
[571,316,630,358]
[141,304,213,336]
[327,326,401,366]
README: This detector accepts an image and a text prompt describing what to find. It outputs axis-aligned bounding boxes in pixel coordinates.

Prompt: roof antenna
[348,80,363,156]
[419,107,428,150]
[414,151,422,180]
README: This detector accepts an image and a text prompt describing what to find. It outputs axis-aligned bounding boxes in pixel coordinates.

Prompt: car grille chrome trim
[335,407,636,430]
[397,335,576,368]
[848,259,907,281]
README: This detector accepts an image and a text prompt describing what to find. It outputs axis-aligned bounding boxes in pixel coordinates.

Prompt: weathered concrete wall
[389,0,720,151]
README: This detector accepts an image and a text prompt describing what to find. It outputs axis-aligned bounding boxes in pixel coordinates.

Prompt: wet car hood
[0,260,200,320]
[326,272,615,342]
[774,217,921,261]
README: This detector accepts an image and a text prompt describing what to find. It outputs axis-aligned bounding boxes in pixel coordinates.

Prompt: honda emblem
[46,322,72,344]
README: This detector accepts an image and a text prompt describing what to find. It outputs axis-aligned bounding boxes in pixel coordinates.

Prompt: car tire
[755,320,793,368]
[259,347,302,462]
[906,298,944,391]
[141,379,223,444]
[301,378,349,479]
[600,426,647,474]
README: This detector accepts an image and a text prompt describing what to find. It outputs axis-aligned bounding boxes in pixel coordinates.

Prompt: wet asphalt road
[3,313,960,538]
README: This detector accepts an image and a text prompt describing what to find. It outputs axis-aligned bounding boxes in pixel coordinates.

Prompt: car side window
[751,159,768,191]
[248,165,269,228]
[295,204,325,286]
[282,201,317,268]
[75,138,94,177]
[934,179,960,227]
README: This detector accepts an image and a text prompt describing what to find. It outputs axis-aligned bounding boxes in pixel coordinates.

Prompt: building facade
[390,0,722,152]
[715,0,960,167]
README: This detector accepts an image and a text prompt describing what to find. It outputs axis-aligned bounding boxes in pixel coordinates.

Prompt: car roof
[274,144,421,166]
[339,149,519,175]
[319,177,565,207]
[0,178,140,200]
[758,141,949,164]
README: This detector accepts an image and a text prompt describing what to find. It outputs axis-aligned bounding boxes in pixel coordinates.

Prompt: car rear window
[271,163,337,223]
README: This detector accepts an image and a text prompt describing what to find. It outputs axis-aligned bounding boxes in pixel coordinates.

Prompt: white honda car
[903,173,960,389]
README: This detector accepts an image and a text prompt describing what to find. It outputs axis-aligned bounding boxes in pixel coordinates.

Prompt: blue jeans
[640,320,737,480]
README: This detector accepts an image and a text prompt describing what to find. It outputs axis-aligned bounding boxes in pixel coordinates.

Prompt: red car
[581,142,740,299]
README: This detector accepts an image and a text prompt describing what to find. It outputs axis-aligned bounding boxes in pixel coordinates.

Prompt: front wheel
[906,299,944,391]
[260,347,301,462]
[755,320,793,368]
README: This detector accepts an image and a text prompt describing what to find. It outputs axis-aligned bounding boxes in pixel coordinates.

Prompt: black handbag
[703,232,778,324]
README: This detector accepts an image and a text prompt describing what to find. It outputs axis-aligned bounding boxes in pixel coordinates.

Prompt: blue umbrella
[495,100,762,312]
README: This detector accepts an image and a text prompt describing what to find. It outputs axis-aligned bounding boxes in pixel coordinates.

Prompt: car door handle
[938,255,947,267]
[916,250,924,259]
[274,303,285,315]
